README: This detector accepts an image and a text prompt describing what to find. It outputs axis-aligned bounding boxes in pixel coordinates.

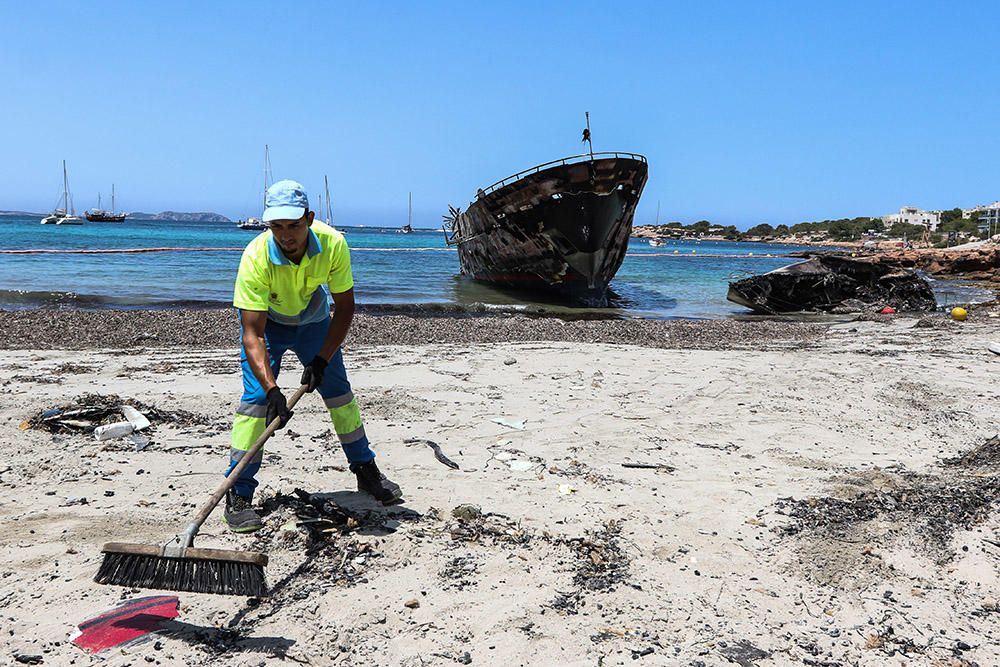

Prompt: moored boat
[238,145,272,231]
[85,184,127,222]
[236,217,267,231]
[41,160,83,225]
[399,192,413,233]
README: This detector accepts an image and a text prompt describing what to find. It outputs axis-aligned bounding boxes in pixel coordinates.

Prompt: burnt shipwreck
[445,151,648,305]
[727,254,937,314]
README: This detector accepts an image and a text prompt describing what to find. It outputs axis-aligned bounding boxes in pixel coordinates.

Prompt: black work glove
[300,355,328,392]
[265,387,293,429]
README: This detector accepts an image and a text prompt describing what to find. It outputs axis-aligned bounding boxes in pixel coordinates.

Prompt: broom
[94,385,308,597]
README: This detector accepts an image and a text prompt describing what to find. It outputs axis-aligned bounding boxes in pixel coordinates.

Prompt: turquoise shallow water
[0,215,987,318]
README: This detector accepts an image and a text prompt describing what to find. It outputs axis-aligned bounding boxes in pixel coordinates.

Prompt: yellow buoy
[748,252,753,256]
[951,307,968,321]
[691,250,696,254]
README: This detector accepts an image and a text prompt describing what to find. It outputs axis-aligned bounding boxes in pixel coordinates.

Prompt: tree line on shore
[640,208,984,246]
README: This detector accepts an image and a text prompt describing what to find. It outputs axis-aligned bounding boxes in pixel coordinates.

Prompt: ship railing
[478,152,647,199]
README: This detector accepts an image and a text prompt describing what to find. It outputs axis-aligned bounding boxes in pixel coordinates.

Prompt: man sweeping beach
[224,179,402,533]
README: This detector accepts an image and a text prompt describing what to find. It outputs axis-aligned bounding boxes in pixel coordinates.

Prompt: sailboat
[41,161,83,225]
[237,145,271,231]
[399,192,413,233]
[320,175,345,234]
[86,184,127,222]
[648,200,667,246]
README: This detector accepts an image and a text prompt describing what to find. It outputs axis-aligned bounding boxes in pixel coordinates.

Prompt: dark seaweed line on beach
[0,309,826,351]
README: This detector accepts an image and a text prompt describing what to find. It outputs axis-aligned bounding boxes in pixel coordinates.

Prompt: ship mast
[583,112,594,161]
[262,144,272,210]
[62,161,69,213]
[408,192,412,229]
[325,175,333,225]
[111,184,116,214]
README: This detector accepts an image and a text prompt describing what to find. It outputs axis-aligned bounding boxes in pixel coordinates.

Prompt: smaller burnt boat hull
[447,152,648,305]
[727,255,937,314]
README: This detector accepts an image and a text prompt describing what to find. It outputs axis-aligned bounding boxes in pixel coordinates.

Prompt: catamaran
[41,161,83,225]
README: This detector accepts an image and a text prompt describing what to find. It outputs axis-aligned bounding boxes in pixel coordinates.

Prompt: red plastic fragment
[70,595,179,654]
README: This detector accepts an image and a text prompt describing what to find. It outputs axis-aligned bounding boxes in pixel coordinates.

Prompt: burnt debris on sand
[24,393,215,433]
[775,436,1000,561]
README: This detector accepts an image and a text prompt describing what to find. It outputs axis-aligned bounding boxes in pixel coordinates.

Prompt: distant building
[881,206,941,231]
[963,201,1000,219]
[976,202,1000,236]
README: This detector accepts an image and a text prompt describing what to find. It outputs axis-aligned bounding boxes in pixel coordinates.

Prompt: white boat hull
[41,215,83,225]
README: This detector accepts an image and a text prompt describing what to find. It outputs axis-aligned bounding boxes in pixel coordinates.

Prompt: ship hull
[450,153,647,305]
[85,212,126,222]
[41,214,83,225]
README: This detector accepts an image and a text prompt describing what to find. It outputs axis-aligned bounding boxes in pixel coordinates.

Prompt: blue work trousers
[226,316,374,498]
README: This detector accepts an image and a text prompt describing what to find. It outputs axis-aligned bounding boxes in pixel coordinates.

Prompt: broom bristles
[95,551,268,597]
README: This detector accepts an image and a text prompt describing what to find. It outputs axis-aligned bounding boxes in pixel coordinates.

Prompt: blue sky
[1,1,998,228]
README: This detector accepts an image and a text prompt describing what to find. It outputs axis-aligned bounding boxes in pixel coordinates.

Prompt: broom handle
[179,385,309,545]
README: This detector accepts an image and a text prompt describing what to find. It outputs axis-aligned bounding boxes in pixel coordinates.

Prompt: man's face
[269,211,314,257]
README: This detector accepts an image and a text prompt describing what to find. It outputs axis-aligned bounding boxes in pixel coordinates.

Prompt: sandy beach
[2,310,998,666]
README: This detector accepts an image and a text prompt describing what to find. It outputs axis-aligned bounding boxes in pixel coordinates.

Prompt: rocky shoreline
[863,243,1000,282]
[0,309,829,351]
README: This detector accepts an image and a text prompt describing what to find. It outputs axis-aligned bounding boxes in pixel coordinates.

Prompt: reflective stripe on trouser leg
[228,315,293,499]
[325,392,375,464]
[227,404,267,497]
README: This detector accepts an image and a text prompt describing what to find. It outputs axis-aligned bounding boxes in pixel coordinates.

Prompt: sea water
[0,215,989,319]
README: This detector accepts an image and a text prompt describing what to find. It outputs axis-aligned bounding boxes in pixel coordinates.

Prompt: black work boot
[224,489,263,533]
[351,460,403,504]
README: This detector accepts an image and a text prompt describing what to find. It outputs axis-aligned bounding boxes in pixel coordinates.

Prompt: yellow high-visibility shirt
[233,221,353,325]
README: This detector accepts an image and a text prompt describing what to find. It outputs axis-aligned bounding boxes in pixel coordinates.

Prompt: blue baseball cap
[262,179,310,222]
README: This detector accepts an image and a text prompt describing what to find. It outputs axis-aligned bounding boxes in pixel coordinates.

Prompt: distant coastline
[631,225,860,249]
[0,210,231,222]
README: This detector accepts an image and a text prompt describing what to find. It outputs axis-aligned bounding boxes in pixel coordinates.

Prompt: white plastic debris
[507,460,535,472]
[94,422,135,441]
[121,406,151,431]
[491,417,526,430]
[988,342,1000,355]
[128,433,152,451]
[558,484,576,495]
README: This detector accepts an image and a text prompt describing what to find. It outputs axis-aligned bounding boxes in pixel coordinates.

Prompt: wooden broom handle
[188,385,309,531]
